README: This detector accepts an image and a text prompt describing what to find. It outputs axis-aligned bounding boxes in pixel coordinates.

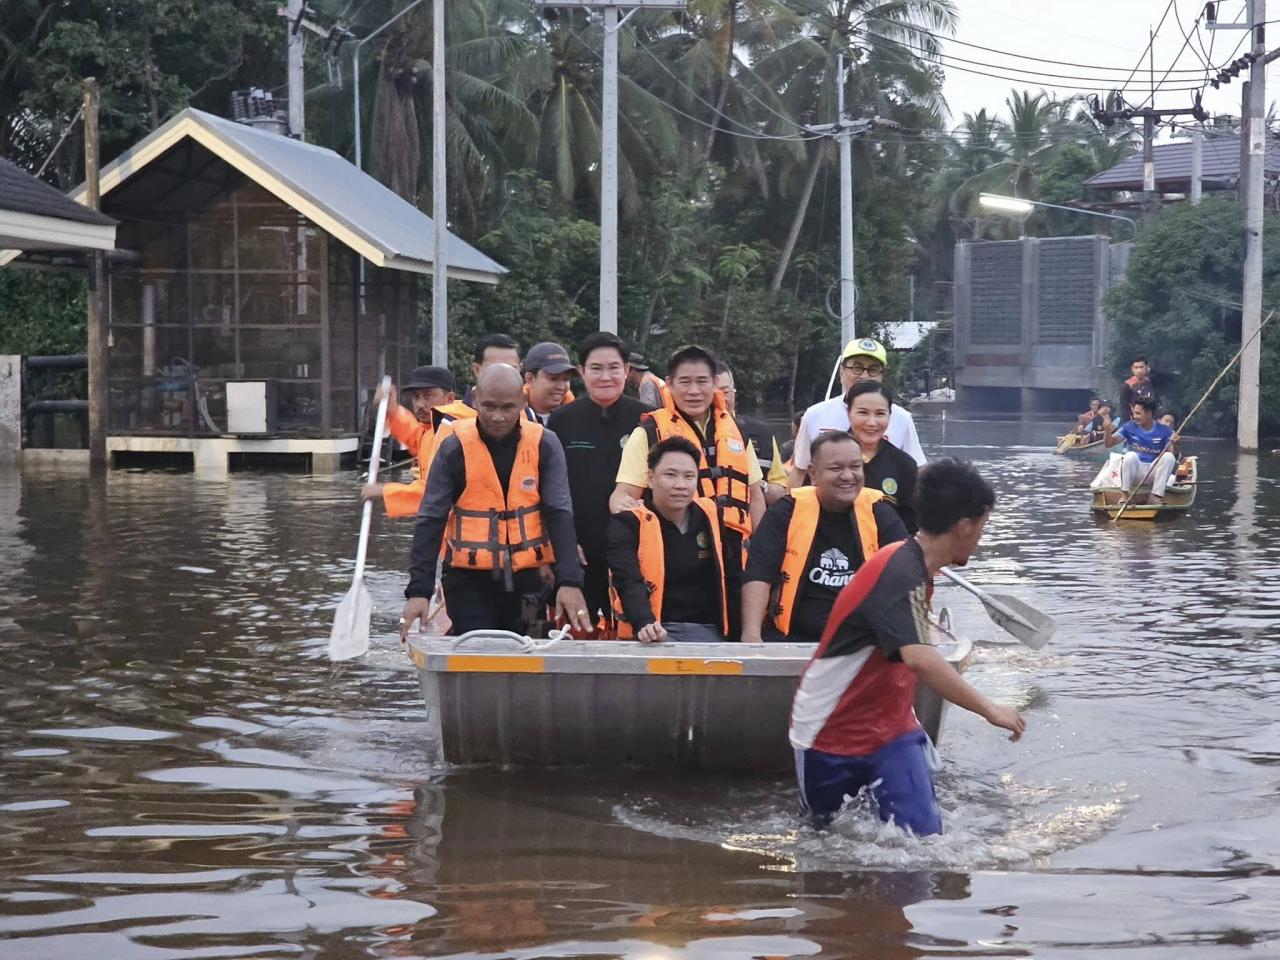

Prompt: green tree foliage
[1104,198,1280,436]
[0,271,86,355]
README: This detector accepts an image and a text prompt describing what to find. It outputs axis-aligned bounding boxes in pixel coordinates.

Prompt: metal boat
[406,625,972,774]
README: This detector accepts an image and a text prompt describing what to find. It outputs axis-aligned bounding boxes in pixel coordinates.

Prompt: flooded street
[2,416,1279,959]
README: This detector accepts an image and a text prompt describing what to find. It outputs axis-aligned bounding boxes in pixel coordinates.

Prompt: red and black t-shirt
[789,539,932,757]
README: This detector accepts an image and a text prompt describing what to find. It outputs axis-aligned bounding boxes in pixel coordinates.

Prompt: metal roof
[6,108,505,281]
[0,157,117,254]
[1084,135,1280,192]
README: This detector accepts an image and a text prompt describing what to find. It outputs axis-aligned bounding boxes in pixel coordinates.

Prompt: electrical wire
[561,21,823,143]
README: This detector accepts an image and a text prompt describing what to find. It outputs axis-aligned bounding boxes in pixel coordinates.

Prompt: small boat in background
[1090,455,1197,520]
[407,621,971,774]
[1055,431,1104,455]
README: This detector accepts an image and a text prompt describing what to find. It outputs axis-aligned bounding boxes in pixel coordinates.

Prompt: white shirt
[792,396,926,469]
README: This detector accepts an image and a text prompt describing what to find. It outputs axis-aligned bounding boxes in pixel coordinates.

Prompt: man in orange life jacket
[607,436,742,643]
[399,364,593,638]
[741,431,908,644]
[362,366,462,519]
[627,355,668,408]
[609,345,765,541]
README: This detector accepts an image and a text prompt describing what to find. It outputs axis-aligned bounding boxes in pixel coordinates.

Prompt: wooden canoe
[1056,432,1104,454]
[1089,454,1197,520]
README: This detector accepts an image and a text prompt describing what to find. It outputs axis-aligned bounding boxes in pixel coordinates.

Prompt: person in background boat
[627,355,667,408]
[547,332,654,631]
[741,432,908,644]
[1103,397,1176,504]
[1074,398,1101,433]
[610,345,766,540]
[789,458,1025,834]
[1119,356,1158,423]
[847,381,920,534]
[607,437,741,643]
[462,334,522,407]
[715,362,789,505]
[789,338,925,490]
[1159,411,1188,465]
[361,366,460,518]
[522,341,576,424]
[399,364,591,638]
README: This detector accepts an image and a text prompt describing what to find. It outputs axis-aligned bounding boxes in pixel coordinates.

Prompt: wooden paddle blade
[329,580,372,661]
[983,592,1055,649]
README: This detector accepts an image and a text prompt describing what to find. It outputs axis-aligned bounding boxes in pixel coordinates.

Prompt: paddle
[329,375,393,661]
[939,567,1055,650]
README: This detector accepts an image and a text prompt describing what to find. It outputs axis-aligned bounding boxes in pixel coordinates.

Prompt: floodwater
[2,417,1279,959]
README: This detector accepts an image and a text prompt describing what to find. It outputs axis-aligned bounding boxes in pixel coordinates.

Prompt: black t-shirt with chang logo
[745,497,909,642]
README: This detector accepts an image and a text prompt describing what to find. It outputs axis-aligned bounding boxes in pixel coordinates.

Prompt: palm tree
[748,0,958,294]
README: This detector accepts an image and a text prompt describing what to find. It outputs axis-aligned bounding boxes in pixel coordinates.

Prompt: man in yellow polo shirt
[609,345,765,537]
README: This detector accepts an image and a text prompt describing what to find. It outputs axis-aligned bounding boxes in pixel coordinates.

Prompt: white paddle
[329,375,393,661]
[939,567,1055,650]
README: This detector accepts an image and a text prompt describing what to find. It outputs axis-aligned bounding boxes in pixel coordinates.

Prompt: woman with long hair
[845,381,919,533]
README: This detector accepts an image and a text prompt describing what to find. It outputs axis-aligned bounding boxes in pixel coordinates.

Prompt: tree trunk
[787,332,801,417]
[769,141,826,299]
[702,0,737,162]
[637,289,661,350]
[718,287,734,351]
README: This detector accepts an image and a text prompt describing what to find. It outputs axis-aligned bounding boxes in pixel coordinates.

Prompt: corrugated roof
[5,108,505,281]
[0,157,117,253]
[1084,135,1280,192]
[1,157,116,225]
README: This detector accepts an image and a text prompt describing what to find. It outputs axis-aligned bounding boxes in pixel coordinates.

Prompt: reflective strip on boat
[444,655,546,673]
[646,658,744,676]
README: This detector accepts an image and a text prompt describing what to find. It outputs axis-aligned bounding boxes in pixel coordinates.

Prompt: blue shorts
[794,728,942,835]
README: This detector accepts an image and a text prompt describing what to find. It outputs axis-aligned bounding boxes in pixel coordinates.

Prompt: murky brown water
[2,418,1279,959]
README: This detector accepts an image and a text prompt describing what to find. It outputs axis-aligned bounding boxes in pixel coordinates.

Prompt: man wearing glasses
[788,339,926,489]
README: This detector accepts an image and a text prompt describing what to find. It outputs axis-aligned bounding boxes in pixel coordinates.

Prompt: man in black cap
[522,341,576,424]
[627,354,666,408]
[547,332,654,630]
[363,366,458,518]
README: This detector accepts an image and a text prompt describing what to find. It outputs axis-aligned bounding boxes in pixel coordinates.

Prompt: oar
[939,567,1055,650]
[329,375,393,661]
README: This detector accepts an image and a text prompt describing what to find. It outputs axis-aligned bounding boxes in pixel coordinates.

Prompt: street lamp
[978,193,1138,240]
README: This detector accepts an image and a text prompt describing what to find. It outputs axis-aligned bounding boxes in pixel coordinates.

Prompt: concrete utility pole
[287,0,305,138]
[600,6,620,334]
[84,78,106,467]
[431,0,448,365]
[535,1,686,335]
[1191,127,1203,204]
[836,53,856,345]
[1238,0,1266,451]
[1142,113,1157,217]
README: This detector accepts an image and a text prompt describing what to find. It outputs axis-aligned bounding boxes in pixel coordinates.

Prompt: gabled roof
[1084,135,1280,192]
[8,108,505,282]
[0,157,117,253]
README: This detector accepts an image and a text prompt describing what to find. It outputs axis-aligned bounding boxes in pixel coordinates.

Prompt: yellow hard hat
[839,337,888,366]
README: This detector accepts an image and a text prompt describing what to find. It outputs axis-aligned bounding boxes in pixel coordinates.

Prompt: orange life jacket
[609,497,728,639]
[640,390,754,536]
[522,384,575,420]
[383,400,474,518]
[445,419,553,584]
[773,486,884,636]
[641,371,669,405]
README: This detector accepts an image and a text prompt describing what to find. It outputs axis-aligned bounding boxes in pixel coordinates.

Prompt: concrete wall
[953,237,1130,413]
[0,355,19,463]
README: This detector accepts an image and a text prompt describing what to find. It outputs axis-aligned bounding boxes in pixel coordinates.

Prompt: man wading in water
[789,458,1025,834]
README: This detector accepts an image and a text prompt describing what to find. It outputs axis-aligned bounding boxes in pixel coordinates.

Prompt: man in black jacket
[547,332,654,629]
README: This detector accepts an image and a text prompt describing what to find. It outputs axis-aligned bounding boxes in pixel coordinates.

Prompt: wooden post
[84,77,107,466]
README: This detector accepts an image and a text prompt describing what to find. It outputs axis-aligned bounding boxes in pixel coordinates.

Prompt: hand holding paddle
[329,376,393,661]
[939,567,1055,650]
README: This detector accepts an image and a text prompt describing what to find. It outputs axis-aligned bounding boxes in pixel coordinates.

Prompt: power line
[853,9,1208,74]
[1117,0,1178,93]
